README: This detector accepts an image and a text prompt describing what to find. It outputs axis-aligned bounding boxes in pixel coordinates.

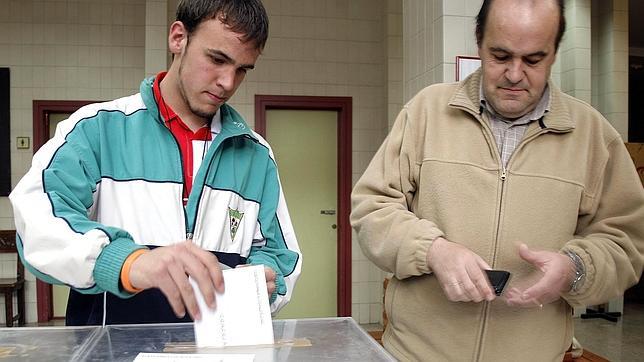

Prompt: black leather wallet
[485,269,511,296]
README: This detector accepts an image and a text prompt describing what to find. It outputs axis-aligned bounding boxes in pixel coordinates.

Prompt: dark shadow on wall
[629,57,644,142]
[0,68,10,196]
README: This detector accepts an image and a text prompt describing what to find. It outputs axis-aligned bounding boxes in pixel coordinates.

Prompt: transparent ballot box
[0,326,99,360]
[0,317,394,361]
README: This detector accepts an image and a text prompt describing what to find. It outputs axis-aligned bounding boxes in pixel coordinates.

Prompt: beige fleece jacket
[351,70,644,362]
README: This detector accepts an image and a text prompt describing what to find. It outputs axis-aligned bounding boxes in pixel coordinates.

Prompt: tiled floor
[574,302,644,362]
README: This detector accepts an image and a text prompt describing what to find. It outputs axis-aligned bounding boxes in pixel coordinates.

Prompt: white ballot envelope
[192,265,275,348]
[134,353,255,361]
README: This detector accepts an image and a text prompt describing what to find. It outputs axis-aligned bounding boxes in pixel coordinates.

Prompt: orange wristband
[120,249,148,293]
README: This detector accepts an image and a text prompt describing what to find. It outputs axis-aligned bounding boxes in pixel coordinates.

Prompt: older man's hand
[427,237,496,303]
[504,244,575,308]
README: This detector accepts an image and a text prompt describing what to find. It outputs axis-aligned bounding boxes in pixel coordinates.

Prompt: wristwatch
[564,250,586,293]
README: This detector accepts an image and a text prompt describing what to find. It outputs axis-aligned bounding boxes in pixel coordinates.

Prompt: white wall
[592,0,629,139]
[386,0,403,129]
[560,0,592,103]
[403,0,481,102]
[145,0,168,76]
[0,0,147,324]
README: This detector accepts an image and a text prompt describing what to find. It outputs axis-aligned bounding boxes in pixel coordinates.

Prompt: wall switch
[17,136,30,149]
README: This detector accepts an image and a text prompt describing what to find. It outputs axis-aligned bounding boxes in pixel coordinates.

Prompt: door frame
[0,68,10,196]
[254,95,352,317]
[32,100,95,322]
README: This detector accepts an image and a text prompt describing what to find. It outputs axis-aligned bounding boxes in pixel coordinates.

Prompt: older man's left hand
[504,244,576,308]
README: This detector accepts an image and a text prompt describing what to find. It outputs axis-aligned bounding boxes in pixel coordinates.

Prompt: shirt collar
[211,111,221,135]
[152,71,221,136]
[153,72,178,123]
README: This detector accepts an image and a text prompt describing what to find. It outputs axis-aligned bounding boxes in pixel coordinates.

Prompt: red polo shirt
[152,72,212,205]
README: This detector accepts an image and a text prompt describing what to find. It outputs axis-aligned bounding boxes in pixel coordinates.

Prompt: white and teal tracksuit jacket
[10,77,302,324]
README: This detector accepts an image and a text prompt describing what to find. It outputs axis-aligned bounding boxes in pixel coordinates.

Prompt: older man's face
[478,0,559,119]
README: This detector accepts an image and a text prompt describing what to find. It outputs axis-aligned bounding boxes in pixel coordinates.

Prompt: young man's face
[478,0,559,119]
[175,17,260,120]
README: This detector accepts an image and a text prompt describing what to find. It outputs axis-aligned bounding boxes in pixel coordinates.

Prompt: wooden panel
[625,143,644,185]
[0,230,16,252]
[563,350,609,362]
[367,330,383,345]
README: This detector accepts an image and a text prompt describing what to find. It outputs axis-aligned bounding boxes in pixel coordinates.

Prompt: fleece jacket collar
[448,69,575,134]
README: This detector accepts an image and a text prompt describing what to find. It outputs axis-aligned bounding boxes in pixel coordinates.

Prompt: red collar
[152,72,211,140]
[152,72,179,124]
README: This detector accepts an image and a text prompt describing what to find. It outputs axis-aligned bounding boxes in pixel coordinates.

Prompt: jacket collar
[448,68,575,133]
[140,76,258,142]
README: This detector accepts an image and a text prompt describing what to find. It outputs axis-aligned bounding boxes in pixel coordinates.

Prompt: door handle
[320,209,336,215]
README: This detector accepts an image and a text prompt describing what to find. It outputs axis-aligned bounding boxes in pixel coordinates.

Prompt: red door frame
[254,95,352,317]
[32,100,95,322]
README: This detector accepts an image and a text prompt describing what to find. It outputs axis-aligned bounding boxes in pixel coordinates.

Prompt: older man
[351,0,644,360]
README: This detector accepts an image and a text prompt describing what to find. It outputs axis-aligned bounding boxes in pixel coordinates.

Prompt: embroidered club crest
[228,208,244,241]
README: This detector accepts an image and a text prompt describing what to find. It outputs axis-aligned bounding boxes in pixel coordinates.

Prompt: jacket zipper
[495,165,507,255]
[184,132,243,243]
[158,119,190,240]
[158,106,253,242]
[472,114,507,360]
[475,164,507,360]
[474,118,549,360]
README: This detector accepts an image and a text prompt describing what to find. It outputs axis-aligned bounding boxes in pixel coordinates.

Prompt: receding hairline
[476,0,566,51]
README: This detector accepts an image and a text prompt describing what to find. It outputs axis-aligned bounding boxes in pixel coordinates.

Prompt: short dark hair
[176,0,269,50]
[475,0,566,51]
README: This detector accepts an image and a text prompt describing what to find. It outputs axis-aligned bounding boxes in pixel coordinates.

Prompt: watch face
[565,251,585,292]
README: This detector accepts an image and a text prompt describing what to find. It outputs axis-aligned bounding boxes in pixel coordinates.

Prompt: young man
[10,0,302,326]
[351,0,644,360]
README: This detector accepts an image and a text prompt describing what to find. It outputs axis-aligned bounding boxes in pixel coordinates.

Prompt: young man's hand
[264,266,276,297]
[237,264,277,297]
[128,240,224,320]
